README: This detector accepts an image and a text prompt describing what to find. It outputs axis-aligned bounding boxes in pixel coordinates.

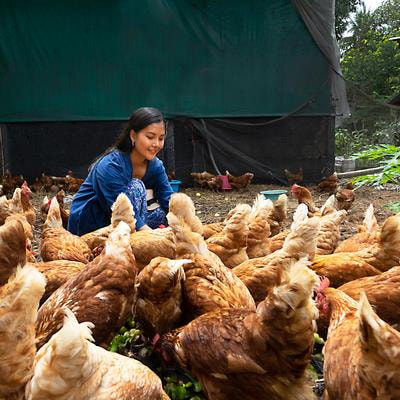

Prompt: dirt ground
[31,181,399,253]
[184,182,398,238]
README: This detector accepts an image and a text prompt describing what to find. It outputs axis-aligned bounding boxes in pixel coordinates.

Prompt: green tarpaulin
[0,0,331,121]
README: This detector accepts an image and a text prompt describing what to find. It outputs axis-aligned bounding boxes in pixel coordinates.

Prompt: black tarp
[173,116,335,185]
[1,115,334,185]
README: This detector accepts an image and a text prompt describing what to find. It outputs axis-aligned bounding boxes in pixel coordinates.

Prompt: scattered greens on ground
[384,201,400,213]
[109,318,141,353]
[109,319,205,400]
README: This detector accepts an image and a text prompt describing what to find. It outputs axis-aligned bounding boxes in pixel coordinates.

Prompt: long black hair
[115,107,165,153]
[91,107,165,169]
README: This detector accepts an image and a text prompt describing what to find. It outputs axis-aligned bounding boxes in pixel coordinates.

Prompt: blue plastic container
[260,189,288,201]
[170,180,182,192]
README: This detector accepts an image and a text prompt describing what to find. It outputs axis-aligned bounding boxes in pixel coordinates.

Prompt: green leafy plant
[313,332,325,345]
[164,372,203,400]
[335,128,367,157]
[109,318,141,353]
[352,144,400,186]
[108,319,205,399]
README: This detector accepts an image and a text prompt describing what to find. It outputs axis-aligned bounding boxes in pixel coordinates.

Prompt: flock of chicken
[1,178,400,399]
[191,171,254,191]
[0,171,84,196]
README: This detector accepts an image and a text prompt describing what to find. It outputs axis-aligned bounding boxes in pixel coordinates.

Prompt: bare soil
[183,182,398,239]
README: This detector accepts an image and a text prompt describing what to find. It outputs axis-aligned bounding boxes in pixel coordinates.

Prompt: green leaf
[109,342,119,353]
[313,332,325,345]
[175,386,187,400]
[384,201,400,213]
[193,381,203,393]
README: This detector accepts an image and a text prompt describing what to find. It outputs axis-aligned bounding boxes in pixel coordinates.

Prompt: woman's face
[130,122,165,161]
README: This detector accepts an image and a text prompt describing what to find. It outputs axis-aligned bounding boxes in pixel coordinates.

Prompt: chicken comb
[152,333,161,347]
[21,181,32,195]
[316,276,330,293]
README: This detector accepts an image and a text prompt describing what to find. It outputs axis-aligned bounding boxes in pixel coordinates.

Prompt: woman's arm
[94,153,146,229]
[151,159,174,211]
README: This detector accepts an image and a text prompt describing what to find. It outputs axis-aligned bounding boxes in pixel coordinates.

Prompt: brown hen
[245,195,273,259]
[136,257,188,336]
[320,213,400,273]
[233,204,320,303]
[0,265,46,400]
[206,203,251,268]
[20,181,36,226]
[167,194,255,320]
[335,182,355,211]
[202,221,224,239]
[0,219,27,285]
[130,228,176,271]
[267,193,288,236]
[158,258,318,400]
[191,171,216,188]
[311,253,381,288]
[291,184,319,215]
[317,286,400,399]
[338,265,400,328]
[41,197,92,263]
[34,260,86,303]
[36,221,137,349]
[314,209,347,255]
[335,203,379,253]
[0,188,24,225]
[317,172,339,194]
[28,309,169,400]
[81,192,136,253]
[225,171,254,190]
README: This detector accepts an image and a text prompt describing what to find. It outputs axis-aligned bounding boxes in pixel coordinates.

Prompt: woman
[68,107,173,236]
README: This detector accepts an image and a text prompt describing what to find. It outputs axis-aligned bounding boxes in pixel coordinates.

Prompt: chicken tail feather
[44,197,63,229]
[257,257,319,327]
[111,193,136,232]
[284,216,320,259]
[168,193,203,234]
[363,204,378,235]
[358,291,400,358]
[167,213,209,258]
[105,221,132,257]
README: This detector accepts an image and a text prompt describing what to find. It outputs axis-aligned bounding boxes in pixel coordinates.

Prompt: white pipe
[337,166,384,179]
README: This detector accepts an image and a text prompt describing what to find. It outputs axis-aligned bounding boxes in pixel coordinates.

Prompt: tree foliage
[335,0,362,40]
[339,0,400,144]
[341,2,400,98]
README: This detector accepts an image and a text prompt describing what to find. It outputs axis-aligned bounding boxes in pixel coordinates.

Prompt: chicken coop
[0,0,348,184]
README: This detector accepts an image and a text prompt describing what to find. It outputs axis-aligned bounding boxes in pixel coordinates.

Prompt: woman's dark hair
[90,107,164,169]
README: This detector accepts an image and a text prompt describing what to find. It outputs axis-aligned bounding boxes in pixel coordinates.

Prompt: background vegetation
[335,0,400,163]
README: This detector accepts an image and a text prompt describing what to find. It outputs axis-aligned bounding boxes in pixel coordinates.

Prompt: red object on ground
[159,224,167,229]
[218,175,232,190]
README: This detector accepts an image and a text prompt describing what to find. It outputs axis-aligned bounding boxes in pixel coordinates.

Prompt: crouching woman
[68,107,173,235]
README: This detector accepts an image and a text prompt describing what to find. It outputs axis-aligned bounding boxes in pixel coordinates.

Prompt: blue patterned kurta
[126,178,168,229]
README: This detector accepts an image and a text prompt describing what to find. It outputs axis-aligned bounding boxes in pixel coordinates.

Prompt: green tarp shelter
[0,0,346,183]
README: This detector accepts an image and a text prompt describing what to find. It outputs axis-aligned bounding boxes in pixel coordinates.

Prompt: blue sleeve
[152,160,173,211]
[94,153,146,230]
